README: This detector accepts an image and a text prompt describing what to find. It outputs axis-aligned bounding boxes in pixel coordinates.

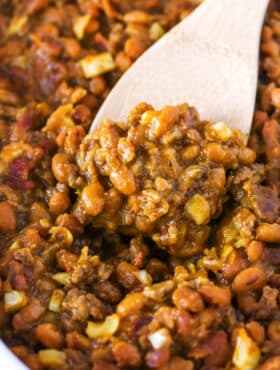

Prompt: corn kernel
[185,194,210,225]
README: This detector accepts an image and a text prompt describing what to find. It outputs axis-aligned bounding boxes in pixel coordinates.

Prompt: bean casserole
[0,1,280,369]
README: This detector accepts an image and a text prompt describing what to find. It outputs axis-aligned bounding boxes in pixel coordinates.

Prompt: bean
[149,106,177,139]
[258,356,280,370]
[110,166,136,195]
[160,357,193,370]
[145,347,170,368]
[51,153,73,184]
[124,37,147,59]
[261,40,280,56]
[205,142,235,165]
[115,261,138,289]
[246,321,265,345]
[49,192,71,214]
[89,76,107,96]
[271,87,280,108]
[247,241,264,262]
[262,25,273,41]
[172,286,204,312]
[117,292,147,318]
[55,214,83,235]
[26,0,49,14]
[199,285,231,307]
[35,323,63,349]
[117,137,135,163]
[80,182,105,216]
[0,201,16,233]
[112,341,142,368]
[257,223,280,243]
[237,292,258,315]
[22,354,41,370]
[12,299,46,331]
[115,51,133,72]
[267,321,280,340]
[123,11,152,24]
[238,147,256,165]
[62,38,81,59]
[66,332,91,351]
[232,267,266,293]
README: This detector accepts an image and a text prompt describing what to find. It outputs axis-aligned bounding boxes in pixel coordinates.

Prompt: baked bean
[51,153,74,184]
[49,192,71,214]
[145,347,170,368]
[123,10,152,24]
[232,267,266,293]
[258,356,280,370]
[247,241,264,262]
[89,77,107,96]
[159,356,193,370]
[172,286,204,312]
[149,106,177,139]
[199,285,231,307]
[124,37,147,59]
[117,292,147,318]
[35,323,63,348]
[66,332,91,351]
[267,321,280,340]
[110,166,136,195]
[112,341,142,368]
[115,51,132,73]
[261,40,280,56]
[12,299,46,331]
[55,213,83,235]
[80,182,105,216]
[257,223,280,243]
[0,201,16,233]
[62,38,81,59]
[271,87,280,108]
[245,321,265,345]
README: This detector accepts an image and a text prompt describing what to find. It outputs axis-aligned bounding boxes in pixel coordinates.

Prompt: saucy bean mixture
[0,1,280,369]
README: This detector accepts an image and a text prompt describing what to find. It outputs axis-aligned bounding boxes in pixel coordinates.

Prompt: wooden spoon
[91,0,269,135]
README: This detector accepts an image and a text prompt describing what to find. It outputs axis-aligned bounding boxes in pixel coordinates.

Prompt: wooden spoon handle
[175,0,269,52]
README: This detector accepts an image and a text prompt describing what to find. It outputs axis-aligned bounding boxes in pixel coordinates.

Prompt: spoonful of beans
[91,0,269,135]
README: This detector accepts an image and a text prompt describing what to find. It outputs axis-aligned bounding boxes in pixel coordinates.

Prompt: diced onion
[73,14,91,40]
[38,349,66,366]
[206,121,232,141]
[232,328,260,370]
[51,272,70,285]
[149,22,165,41]
[4,291,27,313]
[148,328,171,349]
[48,289,64,313]
[8,16,27,35]
[134,270,152,285]
[86,314,120,339]
[80,53,116,78]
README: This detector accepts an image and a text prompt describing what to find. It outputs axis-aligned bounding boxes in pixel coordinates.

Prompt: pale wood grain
[91,0,269,135]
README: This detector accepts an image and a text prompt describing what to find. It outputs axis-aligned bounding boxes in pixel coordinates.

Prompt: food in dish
[0,1,280,370]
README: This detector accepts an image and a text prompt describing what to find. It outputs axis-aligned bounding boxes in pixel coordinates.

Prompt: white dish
[0,339,28,369]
